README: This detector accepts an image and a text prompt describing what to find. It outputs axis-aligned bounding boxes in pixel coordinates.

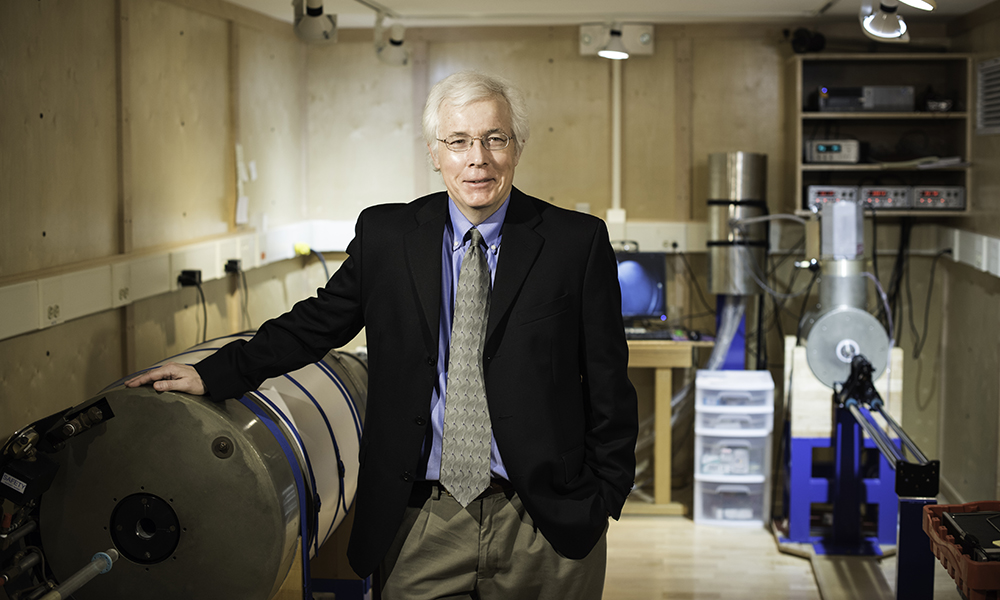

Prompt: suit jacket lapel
[488,188,543,343]
[404,194,449,353]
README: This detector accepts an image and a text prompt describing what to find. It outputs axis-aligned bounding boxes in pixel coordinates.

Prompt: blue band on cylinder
[238,393,313,600]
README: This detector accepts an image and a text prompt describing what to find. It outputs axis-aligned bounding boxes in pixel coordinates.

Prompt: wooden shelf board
[792,52,972,61]
[801,111,967,120]
[800,164,970,172]
[621,500,687,516]
[794,208,968,217]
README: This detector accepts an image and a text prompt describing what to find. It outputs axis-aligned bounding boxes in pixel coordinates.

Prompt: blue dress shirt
[421,197,510,481]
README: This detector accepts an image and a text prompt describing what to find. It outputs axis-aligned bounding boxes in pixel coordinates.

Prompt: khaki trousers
[380,483,607,600]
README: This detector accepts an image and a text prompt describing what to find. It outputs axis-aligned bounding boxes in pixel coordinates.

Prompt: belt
[410,479,514,505]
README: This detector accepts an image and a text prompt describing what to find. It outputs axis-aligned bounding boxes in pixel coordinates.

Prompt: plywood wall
[0,0,120,277]
[237,25,309,228]
[425,28,616,214]
[306,33,417,221]
[300,23,792,221]
[0,0,312,442]
[128,0,234,249]
[940,17,1000,502]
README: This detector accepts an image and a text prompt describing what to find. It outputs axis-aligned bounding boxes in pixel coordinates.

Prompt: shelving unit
[786,53,973,216]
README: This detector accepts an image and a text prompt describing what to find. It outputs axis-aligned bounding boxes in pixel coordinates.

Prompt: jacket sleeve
[195,217,367,402]
[579,220,638,518]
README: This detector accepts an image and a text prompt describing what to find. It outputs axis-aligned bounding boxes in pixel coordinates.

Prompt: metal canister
[707,152,768,295]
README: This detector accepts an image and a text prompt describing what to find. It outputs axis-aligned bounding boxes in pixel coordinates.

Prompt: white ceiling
[230,0,995,28]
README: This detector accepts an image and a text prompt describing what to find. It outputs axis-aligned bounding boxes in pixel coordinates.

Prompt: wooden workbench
[623,339,711,516]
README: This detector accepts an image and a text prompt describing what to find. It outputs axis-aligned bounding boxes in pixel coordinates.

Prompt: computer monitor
[615,252,667,324]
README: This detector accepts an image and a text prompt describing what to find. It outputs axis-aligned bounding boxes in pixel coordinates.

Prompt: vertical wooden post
[674,37,693,219]
[411,40,430,198]
[654,367,674,506]
[673,38,694,320]
[117,0,136,376]
[227,19,243,334]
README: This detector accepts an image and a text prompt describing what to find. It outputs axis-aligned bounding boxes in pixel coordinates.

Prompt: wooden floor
[604,515,965,600]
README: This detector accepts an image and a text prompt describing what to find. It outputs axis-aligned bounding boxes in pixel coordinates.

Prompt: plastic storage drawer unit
[695,370,774,408]
[695,405,774,433]
[695,475,768,527]
[695,430,772,477]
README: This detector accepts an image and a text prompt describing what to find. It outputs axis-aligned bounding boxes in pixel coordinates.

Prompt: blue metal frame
[830,401,937,600]
[785,437,897,545]
[896,497,937,599]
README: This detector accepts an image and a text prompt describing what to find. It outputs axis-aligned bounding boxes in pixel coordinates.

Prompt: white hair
[422,71,530,163]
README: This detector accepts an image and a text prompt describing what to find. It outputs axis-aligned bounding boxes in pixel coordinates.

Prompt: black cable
[195,282,207,344]
[756,293,766,370]
[909,249,951,360]
[878,219,912,337]
[896,228,913,344]
[239,270,251,329]
[767,250,804,333]
[765,236,805,276]
[311,249,330,281]
[677,251,715,315]
[905,253,920,348]
[751,237,805,340]
[16,546,51,597]
[795,269,820,346]
[872,210,880,288]
[667,310,716,329]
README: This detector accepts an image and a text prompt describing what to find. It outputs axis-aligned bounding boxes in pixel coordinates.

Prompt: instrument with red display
[861,186,911,209]
[913,186,965,210]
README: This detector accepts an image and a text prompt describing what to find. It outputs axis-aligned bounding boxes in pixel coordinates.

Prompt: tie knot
[467,227,484,248]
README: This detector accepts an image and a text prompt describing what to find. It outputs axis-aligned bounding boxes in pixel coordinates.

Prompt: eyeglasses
[436,132,512,153]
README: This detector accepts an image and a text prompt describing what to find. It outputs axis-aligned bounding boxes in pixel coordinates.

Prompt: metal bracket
[896,460,940,498]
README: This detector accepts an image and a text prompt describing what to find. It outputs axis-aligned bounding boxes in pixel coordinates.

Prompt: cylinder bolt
[212,437,234,459]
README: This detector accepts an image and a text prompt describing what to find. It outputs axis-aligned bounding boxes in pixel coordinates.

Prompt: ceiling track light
[899,0,936,10]
[598,28,629,60]
[859,0,910,43]
[293,0,337,44]
[374,12,410,67]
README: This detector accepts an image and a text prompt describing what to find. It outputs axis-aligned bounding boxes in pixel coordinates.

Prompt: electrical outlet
[177,270,202,287]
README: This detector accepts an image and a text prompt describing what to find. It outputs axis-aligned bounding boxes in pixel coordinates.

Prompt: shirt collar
[447,196,509,256]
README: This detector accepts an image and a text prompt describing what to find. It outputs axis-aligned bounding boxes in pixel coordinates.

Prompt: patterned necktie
[440,227,493,507]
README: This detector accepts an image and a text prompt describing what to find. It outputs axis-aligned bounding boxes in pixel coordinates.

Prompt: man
[128,71,638,599]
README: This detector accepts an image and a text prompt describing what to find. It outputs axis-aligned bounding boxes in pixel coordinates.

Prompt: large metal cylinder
[706,152,768,295]
[800,261,890,388]
[36,334,367,600]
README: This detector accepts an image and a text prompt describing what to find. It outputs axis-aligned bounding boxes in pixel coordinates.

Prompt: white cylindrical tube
[611,59,623,211]
[39,550,118,600]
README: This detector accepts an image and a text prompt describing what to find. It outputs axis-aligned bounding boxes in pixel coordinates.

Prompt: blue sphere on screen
[618,260,662,317]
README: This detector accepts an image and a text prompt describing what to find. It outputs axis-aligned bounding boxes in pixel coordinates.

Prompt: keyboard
[625,327,678,340]
[624,327,706,341]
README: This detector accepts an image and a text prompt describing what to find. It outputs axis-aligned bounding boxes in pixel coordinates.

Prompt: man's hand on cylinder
[125,362,206,396]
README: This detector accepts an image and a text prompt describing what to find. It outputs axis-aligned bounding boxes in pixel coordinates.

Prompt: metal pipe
[39,549,118,600]
[2,520,36,544]
[870,403,930,465]
[846,404,902,469]
[0,550,41,586]
[611,58,622,211]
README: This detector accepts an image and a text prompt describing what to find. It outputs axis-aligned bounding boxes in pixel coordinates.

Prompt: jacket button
[414,416,427,426]
[426,356,435,366]
[401,471,413,482]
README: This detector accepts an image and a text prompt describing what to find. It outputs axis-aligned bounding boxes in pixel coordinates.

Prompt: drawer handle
[717,392,753,405]
[715,485,751,495]
[713,440,752,450]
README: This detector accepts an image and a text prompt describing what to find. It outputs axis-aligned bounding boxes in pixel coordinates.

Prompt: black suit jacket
[196,188,638,577]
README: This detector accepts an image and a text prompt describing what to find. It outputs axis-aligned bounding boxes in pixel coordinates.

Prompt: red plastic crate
[923,502,1000,600]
